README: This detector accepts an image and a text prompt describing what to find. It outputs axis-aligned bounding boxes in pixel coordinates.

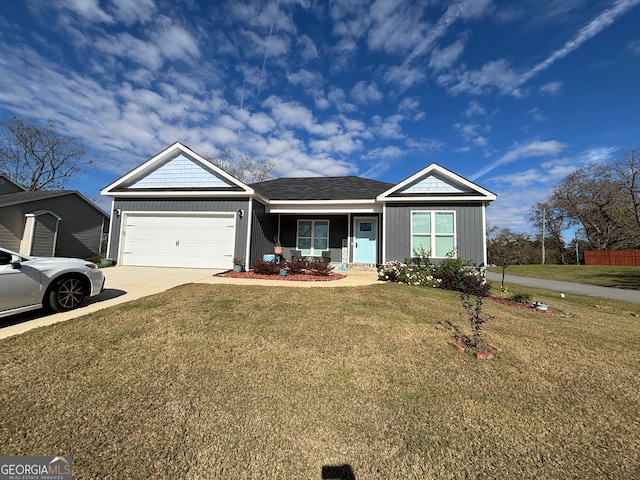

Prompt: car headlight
[85,263,98,269]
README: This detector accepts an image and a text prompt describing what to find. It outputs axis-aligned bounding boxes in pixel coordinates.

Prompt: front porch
[272,213,382,266]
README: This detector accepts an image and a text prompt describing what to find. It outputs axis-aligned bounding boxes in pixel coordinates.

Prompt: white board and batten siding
[120,212,236,269]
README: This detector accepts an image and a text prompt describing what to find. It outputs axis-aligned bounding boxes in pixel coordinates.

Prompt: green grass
[1,283,639,479]
[488,264,640,290]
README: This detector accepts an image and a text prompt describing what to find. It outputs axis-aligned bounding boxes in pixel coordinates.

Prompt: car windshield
[0,250,12,265]
[0,249,28,264]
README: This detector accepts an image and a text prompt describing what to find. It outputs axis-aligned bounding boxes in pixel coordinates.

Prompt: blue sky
[1,0,639,230]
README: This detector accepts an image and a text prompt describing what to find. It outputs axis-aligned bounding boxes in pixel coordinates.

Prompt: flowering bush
[377,261,441,287]
[378,253,490,296]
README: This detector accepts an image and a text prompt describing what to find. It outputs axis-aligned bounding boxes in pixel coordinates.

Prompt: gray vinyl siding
[42,196,105,258]
[0,196,105,258]
[108,197,250,262]
[249,200,276,267]
[0,206,23,251]
[384,203,486,266]
[31,214,58,256]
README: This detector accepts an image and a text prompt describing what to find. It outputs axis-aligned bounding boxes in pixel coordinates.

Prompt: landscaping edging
[219,270,346,281]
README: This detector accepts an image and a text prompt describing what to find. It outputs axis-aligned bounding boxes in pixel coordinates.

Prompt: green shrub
[509,292,532,304]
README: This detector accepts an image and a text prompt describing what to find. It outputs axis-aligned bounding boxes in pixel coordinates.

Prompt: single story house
[0,174,109,258]
[101,142,496,269]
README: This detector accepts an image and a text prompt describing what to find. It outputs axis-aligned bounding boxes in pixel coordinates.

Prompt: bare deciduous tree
[550,162,633,250]
[529,201,570,264]
[487,226,530,294]
[612,149,640,234]
[0,117,88,190]
[207,147,276,184]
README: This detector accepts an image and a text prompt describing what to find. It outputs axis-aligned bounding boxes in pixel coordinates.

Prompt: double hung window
[297,220,329,256]
[411,211,455,257]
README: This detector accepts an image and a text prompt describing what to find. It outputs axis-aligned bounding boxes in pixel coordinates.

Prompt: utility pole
[541,206,546,265]
[575,232,579,265]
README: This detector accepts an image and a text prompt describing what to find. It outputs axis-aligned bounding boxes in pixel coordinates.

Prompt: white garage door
[121,213,236,269]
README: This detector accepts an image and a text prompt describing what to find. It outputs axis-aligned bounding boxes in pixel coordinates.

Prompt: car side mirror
[10,255,22,269]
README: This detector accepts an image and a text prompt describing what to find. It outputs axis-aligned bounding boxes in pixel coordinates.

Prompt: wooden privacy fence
[584,250,640,266]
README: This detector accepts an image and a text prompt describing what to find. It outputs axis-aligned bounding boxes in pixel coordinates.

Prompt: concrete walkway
[485,271,640,304]
[0,267,379,339]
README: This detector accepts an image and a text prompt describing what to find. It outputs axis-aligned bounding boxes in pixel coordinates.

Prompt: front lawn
[1,283,638,478]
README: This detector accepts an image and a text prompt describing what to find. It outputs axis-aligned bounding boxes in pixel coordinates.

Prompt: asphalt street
[485,271,640,304]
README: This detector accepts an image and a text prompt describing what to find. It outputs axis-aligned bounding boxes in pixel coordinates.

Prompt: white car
[0,247,105,319]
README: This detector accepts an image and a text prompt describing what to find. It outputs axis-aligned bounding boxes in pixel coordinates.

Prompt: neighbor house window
[411,211,455,257]
[297,220,329,256]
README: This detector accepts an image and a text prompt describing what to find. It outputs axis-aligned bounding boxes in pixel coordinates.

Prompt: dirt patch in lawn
[219,270,346,281]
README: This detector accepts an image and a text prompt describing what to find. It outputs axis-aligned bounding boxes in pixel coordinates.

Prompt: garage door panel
[121,214,236,269]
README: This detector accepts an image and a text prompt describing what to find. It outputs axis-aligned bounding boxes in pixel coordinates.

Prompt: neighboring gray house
[102,142,496,269]
[0,174,109,258]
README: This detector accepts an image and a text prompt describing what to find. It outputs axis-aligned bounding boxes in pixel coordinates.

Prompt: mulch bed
[219,270,346,281]
[486,295,565,316]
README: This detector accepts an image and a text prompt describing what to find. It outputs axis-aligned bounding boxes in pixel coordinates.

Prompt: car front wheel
[48,277,86,312]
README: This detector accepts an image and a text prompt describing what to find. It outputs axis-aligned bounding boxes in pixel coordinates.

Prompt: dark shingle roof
[250,176,394,201]
[0,190,108,217]
[0,190,71,207]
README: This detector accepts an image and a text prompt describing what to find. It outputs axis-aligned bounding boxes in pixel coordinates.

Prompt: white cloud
[439,1,640,96]
[580,146,617,164]
[464,101,487,118]
[367,0,427,55]
[373,114,405,139]
[297,34,320,61]
[429,38,466,71]
[350,81,384,104]
[629,40,640,54]
[539,81,562,95]
[471,140,567,179]
[384,64,427,90]
[154,17,200,60]
[59,0,113,23]
[247,112,276,134]
[109,0,156,25]
[527,108,546,122]
[521,0,640,83]
[287,69,324,89]
[439,59,525,97]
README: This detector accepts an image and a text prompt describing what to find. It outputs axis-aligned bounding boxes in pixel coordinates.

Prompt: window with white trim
[411,211,456,257]
[297,220,329,256]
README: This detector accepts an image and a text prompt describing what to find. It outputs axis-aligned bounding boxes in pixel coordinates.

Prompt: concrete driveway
[0,266,379,339]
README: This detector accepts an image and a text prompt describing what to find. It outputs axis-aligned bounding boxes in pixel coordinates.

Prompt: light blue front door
[355,218,377,263]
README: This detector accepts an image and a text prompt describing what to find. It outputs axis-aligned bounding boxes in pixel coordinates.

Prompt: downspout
[347,213,352,263]
[99,215,105,256]
[245,200,253,266]
[52,217,61,256]
[277,214,281,246]
[106,200,116,260]
[381,203,387,264]
[481,203,488,267]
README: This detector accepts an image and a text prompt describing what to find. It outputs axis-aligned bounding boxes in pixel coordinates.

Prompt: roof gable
[130,153,235,189]
[0,174,27,195]
[101,142,254,197]
[378,163,496,202]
